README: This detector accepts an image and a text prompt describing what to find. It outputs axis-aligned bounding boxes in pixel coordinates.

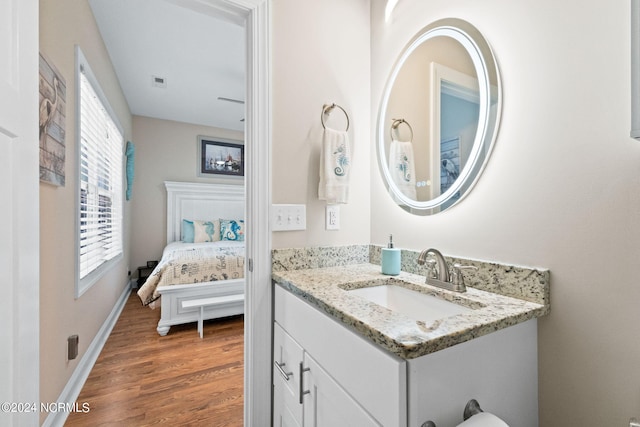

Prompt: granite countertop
[272,263,550,360]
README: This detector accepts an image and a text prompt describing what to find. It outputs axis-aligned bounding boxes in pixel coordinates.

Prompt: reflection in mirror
[377,18,501,215]
[436,63,480,209]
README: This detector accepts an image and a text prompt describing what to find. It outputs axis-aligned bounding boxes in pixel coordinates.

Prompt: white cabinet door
[275,285,406,427]
[273,322,304,427]
[273,380,302,427]
[302,353,381,427]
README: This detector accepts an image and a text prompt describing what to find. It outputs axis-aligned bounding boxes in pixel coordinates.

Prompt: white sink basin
[348,284,471,322]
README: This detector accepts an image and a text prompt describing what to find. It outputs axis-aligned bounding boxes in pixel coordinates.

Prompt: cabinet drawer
[275,284,407,427]
[273,323,303,425]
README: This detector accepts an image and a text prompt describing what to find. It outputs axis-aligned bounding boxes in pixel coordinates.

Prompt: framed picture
[39,52,67,186]
[197,136,244,177]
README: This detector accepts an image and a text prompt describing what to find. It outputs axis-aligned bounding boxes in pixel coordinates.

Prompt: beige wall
[271,0,371,248]
[371,1,640,425]
[130,115,243,269]
[39,0,133,418]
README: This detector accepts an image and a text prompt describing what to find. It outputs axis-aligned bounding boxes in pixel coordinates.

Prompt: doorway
[86,0,272,423]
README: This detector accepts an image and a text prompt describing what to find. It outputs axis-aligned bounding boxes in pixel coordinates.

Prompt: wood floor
[65,291,244,426]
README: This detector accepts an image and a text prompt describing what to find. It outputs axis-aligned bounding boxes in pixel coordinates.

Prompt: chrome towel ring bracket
[321,103,350,132]
[390,118,414,143]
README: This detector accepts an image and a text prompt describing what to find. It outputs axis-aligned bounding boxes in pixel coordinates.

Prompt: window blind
[78,69,123,281]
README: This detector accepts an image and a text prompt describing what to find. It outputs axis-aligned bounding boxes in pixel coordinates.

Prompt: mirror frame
[377,18,502,215]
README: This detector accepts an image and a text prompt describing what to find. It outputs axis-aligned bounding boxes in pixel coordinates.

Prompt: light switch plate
[272,204,306,231]
[326,205,340,230]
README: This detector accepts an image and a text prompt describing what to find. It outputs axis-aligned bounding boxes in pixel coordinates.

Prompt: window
[76,46,123,297]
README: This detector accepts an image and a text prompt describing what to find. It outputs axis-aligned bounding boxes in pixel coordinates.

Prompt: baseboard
[42,283,131,427]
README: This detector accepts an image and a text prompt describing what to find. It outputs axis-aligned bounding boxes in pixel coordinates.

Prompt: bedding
[137,241,245,308]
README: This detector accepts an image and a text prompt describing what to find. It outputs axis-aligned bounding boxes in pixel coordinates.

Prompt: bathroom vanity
[271,258,549,427]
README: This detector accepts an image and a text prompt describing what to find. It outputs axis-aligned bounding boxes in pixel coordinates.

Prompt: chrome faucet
[417,248,477,293]
[417,248,449,282]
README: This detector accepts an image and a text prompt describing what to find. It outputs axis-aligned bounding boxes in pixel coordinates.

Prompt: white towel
[318,128,351,204]
[388,140,417,200]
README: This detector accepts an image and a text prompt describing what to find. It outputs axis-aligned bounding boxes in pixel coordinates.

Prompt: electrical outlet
[271,204,306,231]
[326,205,340,230]
[68,335,79,360]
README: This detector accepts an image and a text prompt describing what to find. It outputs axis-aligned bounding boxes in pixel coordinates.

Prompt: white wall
[271,0,371,249]
[39,0,133,421]
[130,115,243,269]
[371,1,640,425]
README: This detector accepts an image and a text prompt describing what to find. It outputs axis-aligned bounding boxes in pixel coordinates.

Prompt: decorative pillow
[220,219,245,241]
[181,219,195,243]
[193,219,221,243]
[182,219,220,243]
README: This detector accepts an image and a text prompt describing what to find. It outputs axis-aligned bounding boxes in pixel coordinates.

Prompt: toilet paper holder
[463,399,484,420]
[420,398,487,427]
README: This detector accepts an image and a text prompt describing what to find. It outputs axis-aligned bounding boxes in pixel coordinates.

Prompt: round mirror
[377,18,501,215]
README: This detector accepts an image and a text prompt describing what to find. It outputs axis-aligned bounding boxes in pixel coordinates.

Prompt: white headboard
[165,181,245,244]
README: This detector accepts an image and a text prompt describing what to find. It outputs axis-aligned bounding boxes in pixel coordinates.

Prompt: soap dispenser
[381,234,401,276]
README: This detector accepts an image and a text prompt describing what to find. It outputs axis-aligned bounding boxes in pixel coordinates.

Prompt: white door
[0,0,40,426]
[302,354,381,427]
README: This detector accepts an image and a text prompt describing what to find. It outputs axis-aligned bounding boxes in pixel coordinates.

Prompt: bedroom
[3,0,638,426]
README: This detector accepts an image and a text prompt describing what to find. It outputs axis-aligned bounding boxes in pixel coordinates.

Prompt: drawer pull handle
[299,362,310,404]
[274,360,293,381]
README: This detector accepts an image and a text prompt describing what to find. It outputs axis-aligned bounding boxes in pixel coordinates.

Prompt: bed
[138,181,246,336]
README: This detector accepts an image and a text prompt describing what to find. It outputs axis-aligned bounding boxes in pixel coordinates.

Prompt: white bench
[181,294,244,338]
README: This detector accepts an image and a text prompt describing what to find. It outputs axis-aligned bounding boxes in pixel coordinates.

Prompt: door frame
[191,0,273,424]
[238,0,273,424]
[429,62,479,200]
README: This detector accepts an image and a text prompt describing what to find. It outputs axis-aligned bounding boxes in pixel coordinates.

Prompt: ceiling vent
[152,75,167,88]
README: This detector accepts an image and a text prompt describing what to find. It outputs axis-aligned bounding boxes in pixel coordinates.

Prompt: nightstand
[137,266,154,287]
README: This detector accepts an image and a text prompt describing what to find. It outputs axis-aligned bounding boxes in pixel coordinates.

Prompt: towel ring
[390,118,414,143]
[321,103,350,132]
